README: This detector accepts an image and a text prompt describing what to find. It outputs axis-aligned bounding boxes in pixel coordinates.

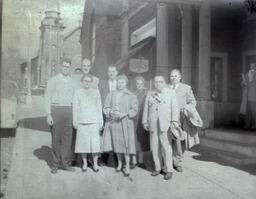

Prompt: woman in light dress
[73,74,103,172]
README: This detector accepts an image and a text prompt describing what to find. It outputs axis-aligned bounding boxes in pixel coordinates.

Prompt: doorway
[210,52,228,127]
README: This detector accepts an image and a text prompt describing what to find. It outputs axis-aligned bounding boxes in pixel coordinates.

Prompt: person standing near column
[241,63,256,131]
[143,75,179,180]
[73,74,103,172]
[169,69,202,172]
[45,58,76,174]
[99,65,119,166]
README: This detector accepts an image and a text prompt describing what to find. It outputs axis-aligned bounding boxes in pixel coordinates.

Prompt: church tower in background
[38,0,65,87]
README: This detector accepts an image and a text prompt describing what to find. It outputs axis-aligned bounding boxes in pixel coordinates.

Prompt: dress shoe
[51,167,58,174]
[130,163,137,169]
[81,167,87,172]
[138,163,147,170]
[92,166,99,173]
[151,171,161,176]
[115,168,121,172]
[174,166,183,172]
[63,166,75,172]
[124,172,130,177]
[123,169,130,177]
[164,172,173,180]
[98,162,106,167]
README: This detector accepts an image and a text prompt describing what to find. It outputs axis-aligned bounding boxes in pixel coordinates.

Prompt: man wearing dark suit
[98,65,118,166]
[169,69,201,172]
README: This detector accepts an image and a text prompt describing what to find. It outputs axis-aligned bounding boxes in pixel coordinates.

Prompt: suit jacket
[142,87,179,132]
[169,82,201,149]
[247,72,256,102]
[169,83,196,111]
[99,79,110,106]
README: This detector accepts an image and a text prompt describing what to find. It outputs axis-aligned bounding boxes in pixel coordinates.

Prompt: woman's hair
[80,74,93,82]
[117,75,128,83]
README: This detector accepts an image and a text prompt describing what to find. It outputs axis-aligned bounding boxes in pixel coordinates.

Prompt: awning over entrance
[115,36,155,69]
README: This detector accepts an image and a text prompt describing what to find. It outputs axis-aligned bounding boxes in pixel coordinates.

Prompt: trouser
[51,106,74,168]
[100,152,118,165]
[245,101,256,128]
[173,112,186,167]
[150,128,174,173]
[172,140,185,167]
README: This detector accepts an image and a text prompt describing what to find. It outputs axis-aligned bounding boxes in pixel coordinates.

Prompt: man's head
[81,58,92,74]
[170,69,181,85]
[117,75,128,90]
[60,58,71,76]
[108,65,118,80]
[135,76,145,91]
[250,63,256,71]
[81,74,93,89]
[154,75,166,91]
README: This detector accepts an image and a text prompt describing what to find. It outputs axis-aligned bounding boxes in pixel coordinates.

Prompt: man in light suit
[169,69,201,172]
[143,75,179,180]
[98,65,118,166]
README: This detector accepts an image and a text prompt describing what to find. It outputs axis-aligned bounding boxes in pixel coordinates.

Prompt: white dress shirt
[109,79,117,92]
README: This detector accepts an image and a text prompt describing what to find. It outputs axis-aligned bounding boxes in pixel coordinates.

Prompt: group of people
[45,57,202,180]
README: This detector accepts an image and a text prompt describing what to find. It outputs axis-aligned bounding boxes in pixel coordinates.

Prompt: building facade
[80,0,256,128]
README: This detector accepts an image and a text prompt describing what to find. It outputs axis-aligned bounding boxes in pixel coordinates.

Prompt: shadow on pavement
[0,128,16,138]
[191,145,256,176]
[19,117,50,132]
[33,145,52,168]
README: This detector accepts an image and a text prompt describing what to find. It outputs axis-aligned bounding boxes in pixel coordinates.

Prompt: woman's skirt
[109,120,136,154]
[75,123,101,153]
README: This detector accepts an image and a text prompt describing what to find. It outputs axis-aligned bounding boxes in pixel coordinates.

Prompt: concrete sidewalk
[5,126,256,199]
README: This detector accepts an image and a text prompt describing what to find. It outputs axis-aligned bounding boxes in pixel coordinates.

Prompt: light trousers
[150,128,174,173]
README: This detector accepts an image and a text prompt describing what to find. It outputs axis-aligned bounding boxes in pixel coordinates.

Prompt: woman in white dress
[73,74,103,172]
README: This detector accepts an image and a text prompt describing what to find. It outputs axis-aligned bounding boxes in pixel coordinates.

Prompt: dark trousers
[245,101,256,128]
[51,106,74,168]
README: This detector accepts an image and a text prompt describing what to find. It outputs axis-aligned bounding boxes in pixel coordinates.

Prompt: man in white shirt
[45,58,76,174]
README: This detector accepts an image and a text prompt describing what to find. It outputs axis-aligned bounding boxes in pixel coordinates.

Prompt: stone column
[198,0,211,100]
[181,4,193,85]
[197,0,214,128]
[121,0,129,57]
[156,3,169,81]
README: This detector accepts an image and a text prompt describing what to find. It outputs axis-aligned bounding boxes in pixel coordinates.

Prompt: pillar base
[197,100,214,129]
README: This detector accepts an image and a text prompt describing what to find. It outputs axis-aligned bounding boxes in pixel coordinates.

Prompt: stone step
[199,146,256,165]
[200,137,256,157]
[203,128,256,145]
